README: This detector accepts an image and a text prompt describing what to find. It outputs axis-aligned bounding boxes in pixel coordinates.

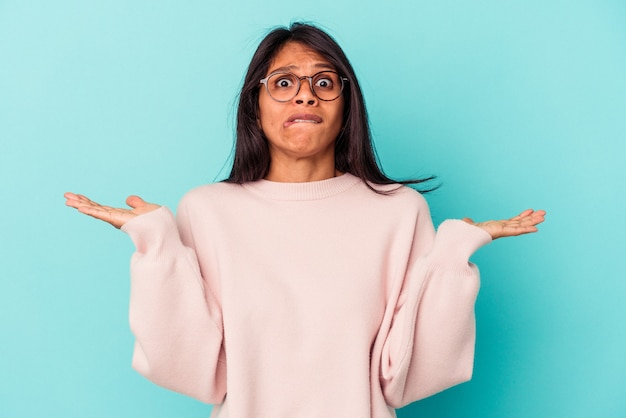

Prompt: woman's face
[258,42,344,167]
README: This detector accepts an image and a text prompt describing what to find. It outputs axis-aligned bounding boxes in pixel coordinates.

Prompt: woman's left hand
[463,209,546,240]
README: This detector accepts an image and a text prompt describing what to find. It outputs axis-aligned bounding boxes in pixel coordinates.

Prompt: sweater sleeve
[120,206,226,404]
[377,212,492,408]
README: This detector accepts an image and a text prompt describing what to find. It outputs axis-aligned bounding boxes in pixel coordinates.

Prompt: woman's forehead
[267,42,334,73]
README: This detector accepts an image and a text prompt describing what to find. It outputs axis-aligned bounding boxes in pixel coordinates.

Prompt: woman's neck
[264,157,340,183]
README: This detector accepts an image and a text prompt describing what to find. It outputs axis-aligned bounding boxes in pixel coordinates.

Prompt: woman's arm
[378,207,545,408]
[64,192,226,403]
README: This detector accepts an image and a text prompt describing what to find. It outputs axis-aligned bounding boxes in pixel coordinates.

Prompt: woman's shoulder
[365,181,430,207]
[178,181,244,208]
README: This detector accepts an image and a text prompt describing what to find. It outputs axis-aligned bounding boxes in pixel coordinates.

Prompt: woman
[65,23,545,418]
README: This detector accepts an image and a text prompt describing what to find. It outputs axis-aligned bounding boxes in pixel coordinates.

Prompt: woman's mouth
[284,114,323,127]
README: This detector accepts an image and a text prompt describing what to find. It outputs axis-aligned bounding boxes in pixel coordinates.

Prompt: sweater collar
[242,173,361,201]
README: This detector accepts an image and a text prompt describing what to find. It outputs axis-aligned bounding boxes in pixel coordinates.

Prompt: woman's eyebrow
[268,63,335,74]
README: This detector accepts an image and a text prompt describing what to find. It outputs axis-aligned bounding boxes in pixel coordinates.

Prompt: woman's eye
[315,77,334,89]
[274,77,295,89]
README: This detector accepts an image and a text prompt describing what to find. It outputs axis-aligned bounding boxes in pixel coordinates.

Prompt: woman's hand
[463,209,546,240]
[64,192,161,229]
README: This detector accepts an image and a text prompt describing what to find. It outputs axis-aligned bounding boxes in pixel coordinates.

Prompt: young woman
[65,23,545,418]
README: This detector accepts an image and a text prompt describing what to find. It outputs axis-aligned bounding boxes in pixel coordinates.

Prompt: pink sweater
[121,173,492,418]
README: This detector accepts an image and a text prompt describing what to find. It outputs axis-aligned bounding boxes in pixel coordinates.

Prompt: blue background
[1,0,625,417]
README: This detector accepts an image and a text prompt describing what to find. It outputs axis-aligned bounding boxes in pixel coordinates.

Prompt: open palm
[464,209,546,240]
[64,192,160,229]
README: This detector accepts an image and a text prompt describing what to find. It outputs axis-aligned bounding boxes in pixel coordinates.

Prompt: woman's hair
[225,22,435,193]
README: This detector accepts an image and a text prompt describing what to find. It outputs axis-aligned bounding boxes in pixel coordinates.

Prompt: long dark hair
[225,22,435,193]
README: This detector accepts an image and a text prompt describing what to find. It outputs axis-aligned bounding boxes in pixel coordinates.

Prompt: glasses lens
[312,72,343,101]
[267,73,299,101]
[264,71,344,101]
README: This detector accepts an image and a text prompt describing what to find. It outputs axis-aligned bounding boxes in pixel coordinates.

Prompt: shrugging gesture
[463,209,546,240]
[64,191,546,239]
[64,192,160,229]
[61,21,550,418]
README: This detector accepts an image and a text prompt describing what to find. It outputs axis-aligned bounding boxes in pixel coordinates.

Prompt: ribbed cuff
[120,206,180,255]
[429,219,492,262]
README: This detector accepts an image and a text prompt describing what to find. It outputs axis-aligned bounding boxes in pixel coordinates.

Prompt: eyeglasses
[259,71,348,102]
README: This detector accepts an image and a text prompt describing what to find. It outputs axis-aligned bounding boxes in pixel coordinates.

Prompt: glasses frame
[259,70,348,102]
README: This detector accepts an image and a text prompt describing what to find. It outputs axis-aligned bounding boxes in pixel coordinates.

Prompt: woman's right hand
[64,192,161,229]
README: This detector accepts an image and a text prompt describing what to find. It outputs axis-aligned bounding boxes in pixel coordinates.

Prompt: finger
[67,194,102,209]
[66,196,101,210]
[462,217,475,224]
[65,192,87,204]
[511,209,534,220]
[65,199,85,209]
[65,195,92,209]
[525,210,546,226]
[530,215,546,226]
[76,204,114,220]
[74,193,96,203]
[126,195,147,208]
[76,205,127,228]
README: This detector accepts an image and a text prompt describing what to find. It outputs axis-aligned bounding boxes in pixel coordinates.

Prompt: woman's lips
[284,114,322,127]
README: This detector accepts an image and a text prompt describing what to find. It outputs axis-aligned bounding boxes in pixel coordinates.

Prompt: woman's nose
[294,77,317,105]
